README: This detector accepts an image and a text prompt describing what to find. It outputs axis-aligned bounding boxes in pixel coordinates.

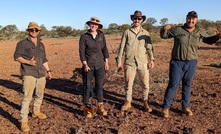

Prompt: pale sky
[0,0,220,30]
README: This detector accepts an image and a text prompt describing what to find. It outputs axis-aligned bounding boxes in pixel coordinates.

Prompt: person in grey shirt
[14,22,52,132]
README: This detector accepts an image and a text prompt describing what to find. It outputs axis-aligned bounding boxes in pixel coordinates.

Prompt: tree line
[0,18,221,44]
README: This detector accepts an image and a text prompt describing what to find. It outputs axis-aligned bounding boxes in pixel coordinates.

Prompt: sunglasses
[28,29,40,32]
[133,17,142,21]
[91,18,100,23]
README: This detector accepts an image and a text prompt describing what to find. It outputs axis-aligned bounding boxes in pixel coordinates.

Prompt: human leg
[32,77,47,119]
[137,64,152,112]
[121,65,136,110]
[20,76,36,131]
[94,67,107,115]
[181,60,197,116]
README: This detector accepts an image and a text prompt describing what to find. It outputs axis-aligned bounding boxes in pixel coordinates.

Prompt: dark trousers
[163,59,197,109]
[82,66,105,105]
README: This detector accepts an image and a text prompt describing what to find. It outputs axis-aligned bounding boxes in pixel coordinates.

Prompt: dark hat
[86,16,103,29]
[186,11,198,18]
[130,10,146,22]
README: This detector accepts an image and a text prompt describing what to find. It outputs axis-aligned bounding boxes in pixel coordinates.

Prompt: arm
[102,34,110,71]
[79,35,90,72]
[116,30,127,69]
[15,56,36,66]
[160,24,173,39]
[43,62,52,79]
[201,29,221,44]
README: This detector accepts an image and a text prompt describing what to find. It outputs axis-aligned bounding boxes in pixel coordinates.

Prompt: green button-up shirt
[160,24,220,61]
[117,27,154,66]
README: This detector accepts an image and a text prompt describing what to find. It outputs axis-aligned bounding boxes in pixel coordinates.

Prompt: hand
[84,64,91,72]
[28,57,36,66]
[164,24,172,30]
[117,62,123,72]
[105,62,109,71]
[148,60,154,69]
[46,72,52,80]
[216,29,221,38]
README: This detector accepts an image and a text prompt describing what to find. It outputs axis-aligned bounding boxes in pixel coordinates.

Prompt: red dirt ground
[0,37,220,134]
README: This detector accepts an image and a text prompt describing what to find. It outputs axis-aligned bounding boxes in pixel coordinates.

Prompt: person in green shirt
[116,10,154,112]
[160,11,221,118]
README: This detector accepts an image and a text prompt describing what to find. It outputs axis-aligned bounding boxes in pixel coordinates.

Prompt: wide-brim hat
[186,11,198,18]
[26,21,41,31]
[130,10,146,22]
[86,16,103,29]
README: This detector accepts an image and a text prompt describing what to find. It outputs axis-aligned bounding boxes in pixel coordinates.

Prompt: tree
[0,24,19,39]
[145,17,157,25]
[108,23,119,29]
[160,18,169,25]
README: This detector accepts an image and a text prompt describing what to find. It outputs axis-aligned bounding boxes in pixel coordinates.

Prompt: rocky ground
[0,37,220,134]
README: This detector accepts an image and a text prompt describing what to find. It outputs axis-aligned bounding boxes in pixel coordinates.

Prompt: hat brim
[130,15,146,22]
[86,21,103,29]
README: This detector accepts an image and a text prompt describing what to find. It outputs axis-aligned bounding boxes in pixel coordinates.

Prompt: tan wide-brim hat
[26,21,42,31]
[130,10,146,22]
[86,16,103,29]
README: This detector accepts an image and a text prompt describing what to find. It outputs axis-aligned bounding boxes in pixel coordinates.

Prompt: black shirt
[79,30,109,69]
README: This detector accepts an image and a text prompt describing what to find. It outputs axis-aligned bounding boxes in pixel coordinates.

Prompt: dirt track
[0,38,221,133]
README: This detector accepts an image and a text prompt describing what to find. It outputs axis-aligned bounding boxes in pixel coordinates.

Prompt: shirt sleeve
[79,35,86,62]
[14,41,24,60]
[102,34,109,59]
[200,29,220,44]
[116,30,127,63]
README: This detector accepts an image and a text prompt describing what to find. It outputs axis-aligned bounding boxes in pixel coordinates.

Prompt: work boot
[143,100,152,112]
[84,111,93,118]
[21,121,30,132]
[97,102,107,116]
[182,108,193,116]
[121,100,131,111]
[162,108,169,118]
[32,107,47,119]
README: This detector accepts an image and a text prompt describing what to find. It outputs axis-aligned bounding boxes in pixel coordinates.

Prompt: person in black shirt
[79,16,109,118]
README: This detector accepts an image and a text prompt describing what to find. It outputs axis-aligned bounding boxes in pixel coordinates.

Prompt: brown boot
[162,108,169,118]
[32,111,47,119]
[182,108,193,116]
[21,121,30,132]
[32,107,47,119]
[121,100,131,111]
[97,102,107,116]
[143,100,152,112]
[84,111,93,118]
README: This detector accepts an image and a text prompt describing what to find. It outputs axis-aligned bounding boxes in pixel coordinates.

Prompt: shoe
[32,112,47,119]
[121,100,131,111]
[183,108,193,116]
[21,121,30,132]
[143,100,152,112]
[84,111,93,118]
[162,108,169,118]
[97,102,107,116]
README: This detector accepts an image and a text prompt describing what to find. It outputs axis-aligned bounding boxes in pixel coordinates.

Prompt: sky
[0,0,221,31]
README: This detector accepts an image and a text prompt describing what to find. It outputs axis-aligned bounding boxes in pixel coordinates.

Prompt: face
[132,17,143,27]
[186,16,198,28]
[89,22,99,32]
[28,28,40,38]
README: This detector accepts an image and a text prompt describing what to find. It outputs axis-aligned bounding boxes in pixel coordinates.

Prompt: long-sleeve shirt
[160,24,220,61]
[14,37,48,78]
[117,27,154,67]
[79,30,109,69]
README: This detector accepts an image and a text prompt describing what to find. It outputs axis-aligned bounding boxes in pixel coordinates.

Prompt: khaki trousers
[20,76,46,122]
[124,64,150,101]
